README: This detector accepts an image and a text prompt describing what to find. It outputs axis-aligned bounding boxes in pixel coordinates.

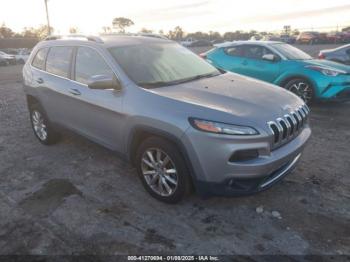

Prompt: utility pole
[44,0,51,35]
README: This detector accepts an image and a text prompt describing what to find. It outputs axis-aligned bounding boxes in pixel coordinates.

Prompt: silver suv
[23,35,311,203]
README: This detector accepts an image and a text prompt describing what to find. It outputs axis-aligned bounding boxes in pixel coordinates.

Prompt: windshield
[272,43,312,60]
[109,43,220,87]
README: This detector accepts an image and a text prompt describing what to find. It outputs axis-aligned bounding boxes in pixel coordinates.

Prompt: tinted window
[243,45,274,60]
[32,48,49,70]
[271,43,311,60]
[46,47,73,78]
[224,46,244,56]
[75,47,114,85]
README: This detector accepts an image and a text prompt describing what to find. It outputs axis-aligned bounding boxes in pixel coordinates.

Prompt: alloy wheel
[287,81,313,104]
[31,110,48,141]
[141,148,178,197]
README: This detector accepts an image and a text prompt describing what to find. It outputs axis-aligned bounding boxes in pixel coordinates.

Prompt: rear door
[216,45,246,74]
[37,46,77,127]
[67,46,124,151]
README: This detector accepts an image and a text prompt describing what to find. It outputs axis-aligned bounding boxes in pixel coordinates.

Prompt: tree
[342,26,350,32]
[35,25,54,39]
[292,29,300,36]
[140,28,153,33]
[158,29,164,35]
[173,26,184,40]
[112,17,134,33]
[69,27,78,34]
[0,23,14,38]
[101,26,112,33]
[21,27,36,38]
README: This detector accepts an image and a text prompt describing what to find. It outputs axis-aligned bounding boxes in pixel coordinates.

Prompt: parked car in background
[181,37,196,46]
[0,56,8,66]
[203,41,350,103]
[318,44,350,64]
[211,39,224,44]
[342,31,350,43]
[14,49,31,64]
[187,39,213,47]
[250,34,263,41]
[23,35,311,203]
[0,51,16,65]
[261,34,281,41]
[280,34,296,44]
[326,32,343,44]
[296,32,320,44]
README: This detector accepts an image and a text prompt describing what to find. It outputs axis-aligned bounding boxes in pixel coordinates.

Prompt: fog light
[229,149,259,162]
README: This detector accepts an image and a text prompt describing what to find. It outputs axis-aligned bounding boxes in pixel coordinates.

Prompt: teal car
[203,41,350,104]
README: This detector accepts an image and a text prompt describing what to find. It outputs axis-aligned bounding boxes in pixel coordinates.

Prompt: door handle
[36,78,44,84]
[69,88,81,96]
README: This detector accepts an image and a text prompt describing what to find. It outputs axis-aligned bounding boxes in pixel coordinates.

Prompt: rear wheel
[135,137,192,204]
[29,104,60,145]
[284,78,314,105]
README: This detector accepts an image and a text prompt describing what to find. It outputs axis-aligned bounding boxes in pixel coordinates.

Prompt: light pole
[44,0,51,35]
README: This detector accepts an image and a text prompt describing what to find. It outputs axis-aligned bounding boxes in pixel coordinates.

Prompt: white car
[0,51,16,65]
[15,49,31,64]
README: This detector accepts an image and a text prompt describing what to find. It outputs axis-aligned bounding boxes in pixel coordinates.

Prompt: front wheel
[135,137,192,204]
[284,78,314,104]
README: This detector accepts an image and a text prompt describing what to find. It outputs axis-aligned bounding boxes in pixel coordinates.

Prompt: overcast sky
[2,0,350,34]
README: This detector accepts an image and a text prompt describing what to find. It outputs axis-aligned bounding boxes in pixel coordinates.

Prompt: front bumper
[315,74,350,101]
[182,125,311,196]
[195,153,301,196]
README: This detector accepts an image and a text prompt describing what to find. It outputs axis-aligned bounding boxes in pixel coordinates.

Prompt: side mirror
[88,75,122,91]
[262,54,278,62]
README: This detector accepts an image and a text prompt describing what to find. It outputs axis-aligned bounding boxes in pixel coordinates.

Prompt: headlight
[305,65,346,76]
[189,118,258,135]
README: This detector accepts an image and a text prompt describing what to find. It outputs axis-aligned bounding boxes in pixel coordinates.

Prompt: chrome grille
[268,104,310,148]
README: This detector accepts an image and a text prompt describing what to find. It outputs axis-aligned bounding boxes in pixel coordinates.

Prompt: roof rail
[44,34,103,43]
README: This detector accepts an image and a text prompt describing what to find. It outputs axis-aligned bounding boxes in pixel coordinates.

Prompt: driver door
[239,45,281,83]
[68,46,125,152]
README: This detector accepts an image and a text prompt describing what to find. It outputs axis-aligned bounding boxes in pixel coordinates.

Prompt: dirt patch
[19,179,82,217]
[144,229,176,250]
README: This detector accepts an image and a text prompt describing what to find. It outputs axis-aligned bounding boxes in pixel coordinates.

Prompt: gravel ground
[0,50,349,256]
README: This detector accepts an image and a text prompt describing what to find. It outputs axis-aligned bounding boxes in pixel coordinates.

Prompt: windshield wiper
[138,81,170,88]
[138,72,221,88]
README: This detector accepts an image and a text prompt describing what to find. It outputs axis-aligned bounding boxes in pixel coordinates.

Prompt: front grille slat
[267,105,310,149]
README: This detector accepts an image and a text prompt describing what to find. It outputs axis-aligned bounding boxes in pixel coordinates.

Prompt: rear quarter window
[46,46,73,78]
[32,48,49,70]
[224,46,244,57]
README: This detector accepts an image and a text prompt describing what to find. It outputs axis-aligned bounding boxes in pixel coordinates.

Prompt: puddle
[19,179,82,217]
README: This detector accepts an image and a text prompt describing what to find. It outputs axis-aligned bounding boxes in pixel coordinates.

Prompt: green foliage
[112,17,134,33]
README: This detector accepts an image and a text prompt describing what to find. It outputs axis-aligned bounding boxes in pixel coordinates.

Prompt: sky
[1,0,350,34]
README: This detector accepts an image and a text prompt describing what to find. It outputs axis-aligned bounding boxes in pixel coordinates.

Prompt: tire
[135,136,192,204]
[284,78,315,105]
[29,103,60,145]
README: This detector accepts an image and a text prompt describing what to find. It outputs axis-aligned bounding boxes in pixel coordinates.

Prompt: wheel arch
[26,94,41,110]
[127,125,198,186]
[277,74,314,88]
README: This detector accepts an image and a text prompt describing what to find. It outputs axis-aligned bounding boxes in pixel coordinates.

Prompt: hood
[150,73,304,126]
[302,59,350,73]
